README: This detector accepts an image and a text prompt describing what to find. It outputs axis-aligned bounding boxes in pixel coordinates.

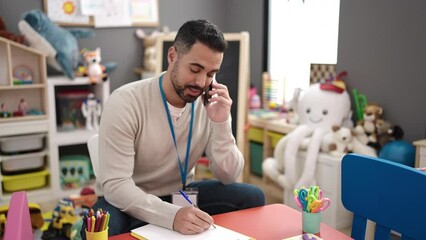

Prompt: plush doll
[375,119,404,150]
[83,48,107,84]
[18,9,93,80]
[263,72,376,190]
[354,103,383,147]
[283,88,302,124]
[135,28,169,73]
[320,125,353,157]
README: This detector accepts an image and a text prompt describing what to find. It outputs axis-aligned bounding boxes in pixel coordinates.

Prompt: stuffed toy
[18,9,93,80]
[263,72,376,190]
[283,87,302,124]
[354,103,383,147]
[135,28,169,73]
[82,48,107,84]
[320,125,353,157]
[375,119,404,150]
[0,16,25,44]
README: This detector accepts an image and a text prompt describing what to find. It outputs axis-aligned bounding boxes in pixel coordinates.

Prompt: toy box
[59,155,91,189]
[56,90,90,131]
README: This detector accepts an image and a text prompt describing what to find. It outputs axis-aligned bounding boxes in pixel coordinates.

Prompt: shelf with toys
[0,37,52,205]
[47,76,110,200]
[0,37,48,123]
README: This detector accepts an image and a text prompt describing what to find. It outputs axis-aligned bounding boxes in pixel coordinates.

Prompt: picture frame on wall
[43,0,159,27]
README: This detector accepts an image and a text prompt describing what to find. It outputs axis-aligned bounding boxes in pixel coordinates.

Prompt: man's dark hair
[173,19,228,55]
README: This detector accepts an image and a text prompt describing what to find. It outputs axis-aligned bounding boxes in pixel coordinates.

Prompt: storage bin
[0,133,45,154]
[248,127,263,143]
[250,142,263,176]
[0,150,46,174]
[2,169,49,192]
[267,131,285,148]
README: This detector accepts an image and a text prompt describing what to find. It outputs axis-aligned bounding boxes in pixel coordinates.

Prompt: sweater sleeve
[98,89,180,230]
[206,116,244,184]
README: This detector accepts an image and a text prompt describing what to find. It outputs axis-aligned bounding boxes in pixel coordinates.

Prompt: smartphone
[203,82,213,106]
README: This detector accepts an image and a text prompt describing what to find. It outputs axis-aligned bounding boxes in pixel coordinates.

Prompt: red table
[109,204,352,240]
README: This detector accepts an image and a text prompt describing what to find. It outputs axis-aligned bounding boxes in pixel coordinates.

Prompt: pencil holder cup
[302,211,321,234]
[86,227,108,240]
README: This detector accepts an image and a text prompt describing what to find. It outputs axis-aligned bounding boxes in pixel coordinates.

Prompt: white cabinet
[47,76,109,199]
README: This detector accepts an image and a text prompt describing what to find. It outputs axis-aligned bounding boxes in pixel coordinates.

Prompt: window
[268,0,340,103]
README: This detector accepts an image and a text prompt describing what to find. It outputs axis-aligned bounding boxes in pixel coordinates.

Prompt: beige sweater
[96,74,243,230]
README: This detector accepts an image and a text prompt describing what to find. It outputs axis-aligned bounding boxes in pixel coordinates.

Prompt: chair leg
[351,214,367,240]
[374,224,391,240]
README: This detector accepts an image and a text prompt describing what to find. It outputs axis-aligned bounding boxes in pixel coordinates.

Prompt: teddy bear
[320,125,353,157]
[83,48,107,84]
[354,103,383,147]
[375,119,404,150]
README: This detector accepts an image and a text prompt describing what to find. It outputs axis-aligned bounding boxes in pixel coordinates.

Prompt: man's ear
[167,46,177,64]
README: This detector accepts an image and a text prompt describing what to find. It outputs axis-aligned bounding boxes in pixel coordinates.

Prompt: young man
[83,19,265,238]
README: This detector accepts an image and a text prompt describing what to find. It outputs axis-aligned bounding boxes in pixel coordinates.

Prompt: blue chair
[341,153,426,240]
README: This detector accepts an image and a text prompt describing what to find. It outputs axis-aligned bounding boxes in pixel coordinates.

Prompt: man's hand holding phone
[203,79,232,123]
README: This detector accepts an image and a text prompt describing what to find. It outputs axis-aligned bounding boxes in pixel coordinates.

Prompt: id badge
[172,188,198,207]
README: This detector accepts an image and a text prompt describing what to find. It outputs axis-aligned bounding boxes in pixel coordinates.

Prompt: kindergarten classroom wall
[0,0,265,93]
[337,0,426,142]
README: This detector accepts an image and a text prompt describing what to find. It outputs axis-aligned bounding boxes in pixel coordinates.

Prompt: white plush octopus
[263,81,376,190]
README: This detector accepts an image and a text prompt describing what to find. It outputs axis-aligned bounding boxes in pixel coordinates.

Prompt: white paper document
[131,223,254,240]
[283,233,324,240]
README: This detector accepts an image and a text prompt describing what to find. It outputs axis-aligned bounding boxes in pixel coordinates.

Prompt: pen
[179,190,216,229]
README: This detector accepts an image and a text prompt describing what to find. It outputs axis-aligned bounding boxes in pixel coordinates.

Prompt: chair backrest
[341,153,426,240]
[87,134,99,178]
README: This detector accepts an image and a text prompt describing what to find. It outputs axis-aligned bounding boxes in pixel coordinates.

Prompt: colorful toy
[18,9,93,80]
[81,93,102,130]
[83,48,108,84]
[354,103,383,147]
[0,200,44,238]
[42,198,79,240]
[352,88,368,121]
[0,103,11,118]
[60,155,91,189]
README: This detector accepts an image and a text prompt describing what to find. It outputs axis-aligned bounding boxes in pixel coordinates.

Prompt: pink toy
[3,191,33,240]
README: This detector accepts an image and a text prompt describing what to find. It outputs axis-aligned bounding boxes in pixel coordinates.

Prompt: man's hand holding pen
[173,190,216,234]
[173,207,215,234]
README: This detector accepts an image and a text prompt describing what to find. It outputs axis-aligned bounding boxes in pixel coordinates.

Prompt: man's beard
[170,60,203,103]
